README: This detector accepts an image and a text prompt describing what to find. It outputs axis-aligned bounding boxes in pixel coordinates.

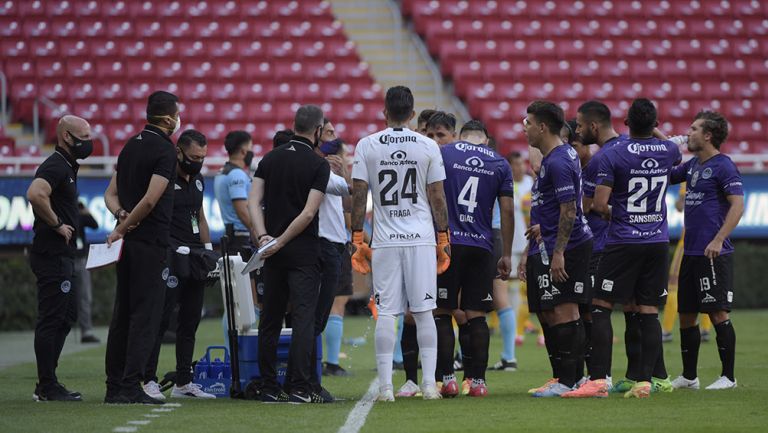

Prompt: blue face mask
[319,138,342,155]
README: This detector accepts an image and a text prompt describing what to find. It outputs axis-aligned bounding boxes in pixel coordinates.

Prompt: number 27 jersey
[352,127,446,248]
[597,137,682,244]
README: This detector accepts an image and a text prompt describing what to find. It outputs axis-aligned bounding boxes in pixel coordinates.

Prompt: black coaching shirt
[116,124,177,246]
[254,136,331,266]
[170,172,205,248]
[31,147,80,256]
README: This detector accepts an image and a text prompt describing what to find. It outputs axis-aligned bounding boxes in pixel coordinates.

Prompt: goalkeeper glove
[436,231,451,274]
[351,230,372,274]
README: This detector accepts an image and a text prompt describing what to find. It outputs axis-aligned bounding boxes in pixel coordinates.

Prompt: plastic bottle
[539,240,550,266]
[211,357,224,379]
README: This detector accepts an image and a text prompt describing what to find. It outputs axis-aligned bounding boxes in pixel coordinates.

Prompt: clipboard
[85,239,124,270]
[240,238,277,275]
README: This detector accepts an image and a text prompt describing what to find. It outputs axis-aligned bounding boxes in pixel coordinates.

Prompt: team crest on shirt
[196,179,203,191]
[438,288,448,299]
[574,282,584,294]
[702,168,713,179]
[60,280,71,293]
[691,171,700,187]
[601,279,614,292]
[162,267,170,281]
[167,276,178,288]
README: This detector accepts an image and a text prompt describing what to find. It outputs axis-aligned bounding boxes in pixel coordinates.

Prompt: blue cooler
[193,346,232,398]
[237,328,323,388]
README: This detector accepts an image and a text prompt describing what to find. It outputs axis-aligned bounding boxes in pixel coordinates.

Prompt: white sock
[375,314,397,389]
[412,310,438,386]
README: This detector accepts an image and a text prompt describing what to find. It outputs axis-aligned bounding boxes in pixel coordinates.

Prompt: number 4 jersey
[597,137,682,244]
[352,127,446,248]
[441,141,514,252]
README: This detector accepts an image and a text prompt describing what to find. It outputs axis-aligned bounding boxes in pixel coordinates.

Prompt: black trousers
[258,261,320,394]
[30,253,77,388]
[105,240,167,394]
[144,276,206,386]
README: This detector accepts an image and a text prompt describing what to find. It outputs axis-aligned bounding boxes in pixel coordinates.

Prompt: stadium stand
[0,0,383,162]
[400,0,768,157]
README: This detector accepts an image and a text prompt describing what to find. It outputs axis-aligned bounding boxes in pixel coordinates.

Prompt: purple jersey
[536,144,593,256]
[597,137,682,244]
[442,141,514,251]
[670,154,743,256]
[528,177,540,256]
[582,134,625,253]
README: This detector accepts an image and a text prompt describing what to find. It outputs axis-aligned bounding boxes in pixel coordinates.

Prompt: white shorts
[371,245,437,316]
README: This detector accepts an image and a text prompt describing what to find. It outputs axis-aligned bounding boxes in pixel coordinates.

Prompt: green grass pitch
[1,310,766,433]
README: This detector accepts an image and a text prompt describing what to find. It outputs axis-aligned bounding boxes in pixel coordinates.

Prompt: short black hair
[526,100,564,135]
[577,100,612,126]
[487,136,497,151]
[507,151,522,162]
[385,86,414,123]
[426,111,456,132]
[146,90,179,120]
[459,119,488,137]
[177,129,207,149]
[294,105,324,135]
[694,111,729,149]
[273,129,295,148]
[224,130,252,155]
[627,98,657,136]
[418,109,437,126]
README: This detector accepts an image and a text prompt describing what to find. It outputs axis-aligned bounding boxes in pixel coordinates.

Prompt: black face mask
[68,132,94,159]
[244,150,254,168]
[178,148,203,176]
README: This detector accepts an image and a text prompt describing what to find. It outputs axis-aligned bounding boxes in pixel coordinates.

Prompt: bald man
[27,115,93,401]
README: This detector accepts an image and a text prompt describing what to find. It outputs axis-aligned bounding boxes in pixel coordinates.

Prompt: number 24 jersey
[352,127,446,248]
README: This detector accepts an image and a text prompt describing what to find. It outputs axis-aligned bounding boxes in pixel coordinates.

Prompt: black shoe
[34,383,82,402]
[315,386,335,403]
[112,388,165,405]
[81,334,101,344]
[288,390,324,404]
[261,389,290,403]
[323,362,350,377]
[488,358,518,371]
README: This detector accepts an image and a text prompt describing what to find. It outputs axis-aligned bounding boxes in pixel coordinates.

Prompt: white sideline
[337,379,379,433]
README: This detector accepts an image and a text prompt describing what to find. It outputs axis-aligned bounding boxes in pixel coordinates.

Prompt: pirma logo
[162,267,170,281]
[691,170,700,187]
[567,146,578,160]
[641,158,660,169]
[391,150,407,161]
[465,156,485,168]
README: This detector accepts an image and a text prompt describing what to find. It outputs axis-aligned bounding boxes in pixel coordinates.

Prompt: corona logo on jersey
[379,134,417,145]
[454,141,495,157]
[627,142,668,154]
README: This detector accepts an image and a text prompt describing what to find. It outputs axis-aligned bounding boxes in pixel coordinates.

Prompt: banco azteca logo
[391,150,407,160]
[641,158,660,169]
[465,156,485,168]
